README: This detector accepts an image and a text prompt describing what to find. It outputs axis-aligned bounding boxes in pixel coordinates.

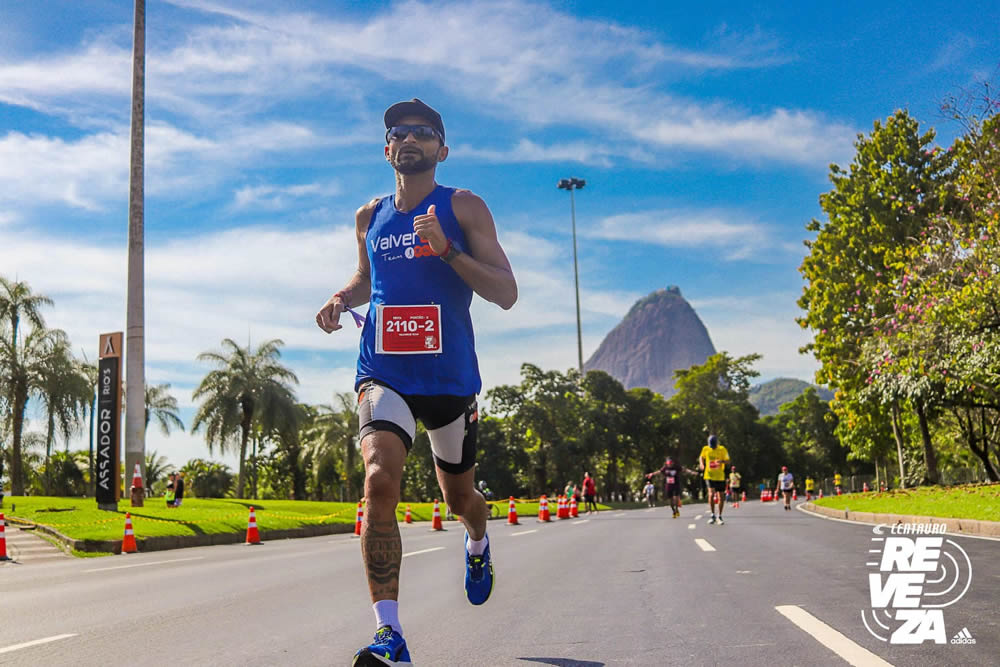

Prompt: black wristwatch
[440,242,462,264]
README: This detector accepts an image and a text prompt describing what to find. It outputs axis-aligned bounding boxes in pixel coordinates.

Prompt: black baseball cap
[384,98,445,143]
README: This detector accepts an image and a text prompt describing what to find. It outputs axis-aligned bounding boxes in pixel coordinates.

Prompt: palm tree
[0,325,67,495]
[191,338,298,498]
[0,277,54,495]
[0,277,53,353]
[145,383,185,435]
[144,449,175,495]
[304,392,360,501]
[36,343,91,494]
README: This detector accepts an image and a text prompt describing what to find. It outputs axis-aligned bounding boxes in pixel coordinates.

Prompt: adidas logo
[950,627,976,645]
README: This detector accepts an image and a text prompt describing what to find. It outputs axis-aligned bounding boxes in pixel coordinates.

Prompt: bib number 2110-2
[375,304,442,354]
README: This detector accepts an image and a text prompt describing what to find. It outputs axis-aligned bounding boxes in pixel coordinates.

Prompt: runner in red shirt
[581,472,598,514]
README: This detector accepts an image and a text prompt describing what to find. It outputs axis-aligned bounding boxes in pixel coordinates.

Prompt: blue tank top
[355,185,481,395]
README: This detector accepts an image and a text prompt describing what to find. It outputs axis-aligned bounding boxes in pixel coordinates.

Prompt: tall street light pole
[557,177,586,375]
[125,0,146,506]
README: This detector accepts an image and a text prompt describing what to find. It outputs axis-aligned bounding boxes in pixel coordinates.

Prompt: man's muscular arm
[411,190,517,310]
[316,201,375,333]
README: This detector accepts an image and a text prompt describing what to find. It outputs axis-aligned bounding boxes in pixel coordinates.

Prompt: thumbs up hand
[413,204,449,255]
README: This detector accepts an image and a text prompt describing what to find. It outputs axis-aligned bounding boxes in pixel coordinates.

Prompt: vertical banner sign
[96,333,123,507]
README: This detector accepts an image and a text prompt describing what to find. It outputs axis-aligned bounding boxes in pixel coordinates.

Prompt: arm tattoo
[361,518,402,600]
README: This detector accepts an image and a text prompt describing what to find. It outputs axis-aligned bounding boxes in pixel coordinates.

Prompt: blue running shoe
[465,532,494,605]
[353,626,412,666]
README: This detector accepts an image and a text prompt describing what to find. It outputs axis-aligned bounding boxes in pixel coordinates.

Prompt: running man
[316,98,517,666]
[643,479,655,507]
[777,466,795,510]
[805,475,815,501]
[646,455,693,518]
[699,435,730,525]
[728,466,742,506]
[833,471,843,495]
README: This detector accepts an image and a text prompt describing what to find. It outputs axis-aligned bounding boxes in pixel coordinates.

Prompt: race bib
[375,304,442,354]
[709,460,720,469]
[666,476,675,485]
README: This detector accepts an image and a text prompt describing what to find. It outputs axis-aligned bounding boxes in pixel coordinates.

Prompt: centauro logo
[861,523,973,645]
[370,232,434,260]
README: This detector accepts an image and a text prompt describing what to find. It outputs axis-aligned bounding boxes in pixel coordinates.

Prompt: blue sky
[2,0,997,469]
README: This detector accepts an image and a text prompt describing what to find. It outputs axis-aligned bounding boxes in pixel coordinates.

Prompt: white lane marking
[83,556,204,573]
[646,508,656,512]
[694,538,716,552]
[572,520,590,525]
[402,547,444,558]
[687,524,696,530]
[776,605,893,667]
[737,570,752,574]
[796,504,1000,543]
[0,634,78,655]
[695,514,703,520]
[614,512,625,517]
[511,529,537,536]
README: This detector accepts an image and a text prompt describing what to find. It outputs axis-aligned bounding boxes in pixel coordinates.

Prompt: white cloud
[1,0,855,172]
[232,180,341,210]
[590,208,793,261]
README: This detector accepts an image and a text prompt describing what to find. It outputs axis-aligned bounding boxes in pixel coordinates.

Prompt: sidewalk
[800,501,1000,538]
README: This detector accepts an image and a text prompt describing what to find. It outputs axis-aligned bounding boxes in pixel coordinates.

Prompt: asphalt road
[1,499,997,666]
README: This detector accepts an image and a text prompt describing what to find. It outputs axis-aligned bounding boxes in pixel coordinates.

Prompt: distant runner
[833,471,843,495]
[777,466,795,511]
[805,475,815,500]
[646,456,694,518]
[699,435,730,525]
[728,466,742,506]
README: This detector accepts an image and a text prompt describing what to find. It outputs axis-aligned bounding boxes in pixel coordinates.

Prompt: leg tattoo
[362,518,402,601]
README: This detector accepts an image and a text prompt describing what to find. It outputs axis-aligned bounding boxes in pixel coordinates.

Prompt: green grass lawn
[813,483,1000,522]
[2,496,613,543]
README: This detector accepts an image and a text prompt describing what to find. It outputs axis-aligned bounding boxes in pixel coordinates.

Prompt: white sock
[373,599,402,635]
[466,533,488,556]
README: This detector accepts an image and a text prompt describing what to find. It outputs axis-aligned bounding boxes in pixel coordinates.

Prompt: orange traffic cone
[121,513,138,554]
[506,496,520,525]
[819,489,824,499]
[130,462,143,490]
[556,495,565,519]
[863,482,869,492]
[0,513,10,561]
[538,495,550,522]
[793,489,798,501]
[404,505,413,524]
[245,506,261,545]
[569,495,578,518]
[742,491,747,503]
[353,501,363,537]
[431,499,444,531]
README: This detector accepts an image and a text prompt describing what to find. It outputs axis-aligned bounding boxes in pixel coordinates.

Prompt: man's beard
[392,150,436,175]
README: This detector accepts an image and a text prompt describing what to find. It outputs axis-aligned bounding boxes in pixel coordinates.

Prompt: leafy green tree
[145,383,185,435]
[36,342,91,494]
[798,110,953,482]
[144,450,175,496]
[180,458,234,498]
[302,392,360,501]
[765,388,845,478]
[487,364,581,494]
[40,450,88,497]
[191,338,299,498]
[0,325,69,495]
[0,278,54,495]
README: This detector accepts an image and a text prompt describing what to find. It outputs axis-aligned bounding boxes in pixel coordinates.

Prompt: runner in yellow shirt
[805,476,815,501]
[699,434,730,525]
[728,466,742,507]
[833,472,843,495]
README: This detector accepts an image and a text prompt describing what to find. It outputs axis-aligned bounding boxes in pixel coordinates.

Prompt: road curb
[800,502,1000,537]
[4,517,356,554]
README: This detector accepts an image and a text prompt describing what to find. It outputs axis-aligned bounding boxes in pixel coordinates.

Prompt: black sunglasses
[386,124,441,144]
